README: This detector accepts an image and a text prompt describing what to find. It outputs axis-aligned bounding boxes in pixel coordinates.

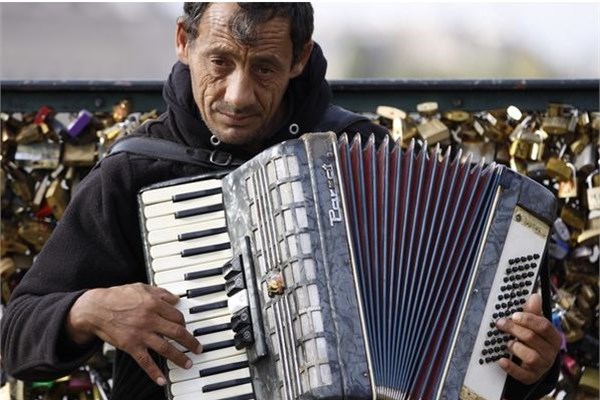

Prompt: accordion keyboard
[140,178,255,400]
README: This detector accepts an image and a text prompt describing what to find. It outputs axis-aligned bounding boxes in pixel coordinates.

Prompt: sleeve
[0,154,146,381]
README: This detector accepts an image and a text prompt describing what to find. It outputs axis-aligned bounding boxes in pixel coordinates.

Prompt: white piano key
[175,294,229,324]
[141,179,222,205]
[160,276,226,297]
[146,210,225,232]
[152,248,233,272]
[150,232,231,259]
[144,193,223,219]
[147,219,227,245]
[168,346,245,375]
[171,330,235,355]
[173,382,254,400]
[171,368,250,397]
[169,353,248,384]
[228,290,249,315]
[154,260,230,285]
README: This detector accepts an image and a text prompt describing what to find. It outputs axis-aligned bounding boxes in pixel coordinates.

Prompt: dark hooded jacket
[1,45,557,399]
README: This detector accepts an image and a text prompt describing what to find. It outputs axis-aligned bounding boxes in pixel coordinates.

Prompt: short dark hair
[180,2,314,63]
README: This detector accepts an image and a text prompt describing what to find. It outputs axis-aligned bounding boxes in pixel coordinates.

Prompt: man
[1,3,560,399]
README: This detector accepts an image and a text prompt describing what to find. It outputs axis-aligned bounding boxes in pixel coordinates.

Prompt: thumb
[523,292,543,316]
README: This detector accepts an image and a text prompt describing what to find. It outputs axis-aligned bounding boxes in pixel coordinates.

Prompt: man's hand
[66,283,202,387]
[495,293,560,385]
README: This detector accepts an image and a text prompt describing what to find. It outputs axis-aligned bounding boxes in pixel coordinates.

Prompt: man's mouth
[217,110,255,125]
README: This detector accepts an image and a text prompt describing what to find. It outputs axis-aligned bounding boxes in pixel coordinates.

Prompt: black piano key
[217,394,254,400]
[193,322,232,337]
[189,300,228,314]
[202,339,236,353]
[181,242,231,257]
[175,203,224,219]
[200,360,249,377]
[172,187,222,203]
[185,267,223,281]
[202,377,252,393]
[187,284,226,298]
[178,226,228,242]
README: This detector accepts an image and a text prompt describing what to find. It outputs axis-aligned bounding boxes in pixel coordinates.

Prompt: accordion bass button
[231,307,252,332]
[225,273,246,297]
[234,326,254,349]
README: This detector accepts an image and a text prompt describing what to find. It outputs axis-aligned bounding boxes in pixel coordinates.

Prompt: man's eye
[211,59,226,67]
[256,66,275,78]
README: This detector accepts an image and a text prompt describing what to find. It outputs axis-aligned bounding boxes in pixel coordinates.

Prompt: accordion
[138,132,556,400]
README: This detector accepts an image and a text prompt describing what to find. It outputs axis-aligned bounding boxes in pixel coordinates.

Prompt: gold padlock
[63,143,97,167]
[18,220,52,252]
[46,178,69,220]
[112,99,132,123]
[570,132,590,155]
[509,130,530,160]
[586,170,600,211]
[417,119,449,145]
[558,163,578,199]
[546,145,572,181]
[560,202,586,231]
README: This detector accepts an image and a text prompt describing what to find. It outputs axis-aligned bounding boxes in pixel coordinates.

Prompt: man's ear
[290,40,314,78]
[176,21,191,65]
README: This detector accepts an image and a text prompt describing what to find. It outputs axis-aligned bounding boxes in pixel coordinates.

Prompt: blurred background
[1,2,598,81]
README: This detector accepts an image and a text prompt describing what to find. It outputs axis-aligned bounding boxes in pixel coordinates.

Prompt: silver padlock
[586,170,600,211]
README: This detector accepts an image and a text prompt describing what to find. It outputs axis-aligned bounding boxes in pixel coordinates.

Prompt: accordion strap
[106,105,366,168]
[106,136,246,169]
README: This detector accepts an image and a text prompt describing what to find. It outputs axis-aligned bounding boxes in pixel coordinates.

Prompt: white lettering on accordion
[322,163,342,226]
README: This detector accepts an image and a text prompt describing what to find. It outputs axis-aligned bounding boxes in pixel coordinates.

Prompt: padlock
[15,123,43,144]
[112,99,132,123]
[63,143,97,167]
[580,367,600,396]
[14,142,61,170]
[557,163,578,199]
[506,105,523,125]
[553,217,571,242]
[509,157,527,175]
[416,101,439,118]
[32,176,51,211]
[509,130,531,160]
[560,201,586,231]
[417,119,449,145]
[528,129,546,161]
[569,132,590,155]
[377,106,407,143]
[587,210,600,230]
[18,220,52,252]
[34,105,55,126]
[46,178,69,220]
[546,155,572,182]
[577,228,600,247]
[580,284,598,306]
[542,116,568,135]
[526,161,548,181]
[575,143,596,172]
[585,170,600,211]
[547,236,569,260]
[67,109,93,139]
[459,141,495,165]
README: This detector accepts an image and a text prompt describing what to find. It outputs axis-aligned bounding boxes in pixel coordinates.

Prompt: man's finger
[147,334,193,371]
[155,299,186,326]
[132,348,168,387]
[155,318,202,355]
[523,293,543,316]
[498,357,538,385]
[508,340,550,371]
[510,312,562,349]
[496,317,555,357]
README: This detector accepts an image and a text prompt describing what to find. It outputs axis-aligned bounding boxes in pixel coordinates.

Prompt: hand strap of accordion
[105,136,246,169]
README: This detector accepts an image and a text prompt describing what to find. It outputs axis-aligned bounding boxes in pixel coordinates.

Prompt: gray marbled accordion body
[138,132,556,400]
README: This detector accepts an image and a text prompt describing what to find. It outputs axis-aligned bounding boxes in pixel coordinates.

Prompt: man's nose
[224,70,255,112]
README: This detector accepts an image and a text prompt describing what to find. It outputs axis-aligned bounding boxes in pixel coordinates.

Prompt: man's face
[177,3,311,146]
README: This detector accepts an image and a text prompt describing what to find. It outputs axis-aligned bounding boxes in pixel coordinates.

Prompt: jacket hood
[162,42,332,159]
